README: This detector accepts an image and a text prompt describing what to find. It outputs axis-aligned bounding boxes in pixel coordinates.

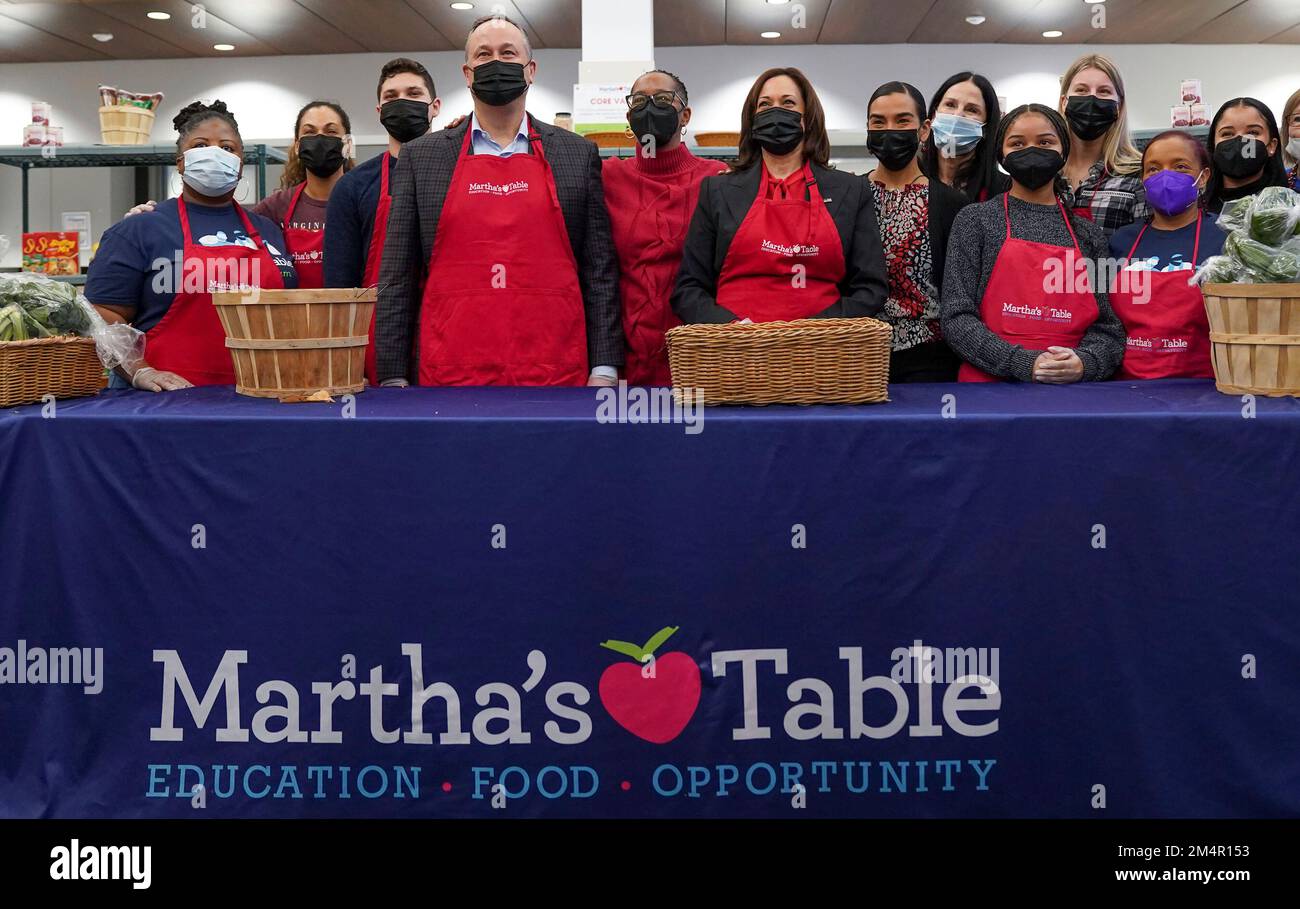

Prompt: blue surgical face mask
[931,113,985,158]
[181,145,242,196]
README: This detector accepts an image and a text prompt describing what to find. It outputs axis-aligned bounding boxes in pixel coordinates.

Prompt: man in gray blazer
[375,14,622,387]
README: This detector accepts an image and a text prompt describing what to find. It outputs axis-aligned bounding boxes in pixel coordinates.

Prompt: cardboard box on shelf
[1180,80,1203,104]
[21,232,80,276]
[1171,105,1191,128]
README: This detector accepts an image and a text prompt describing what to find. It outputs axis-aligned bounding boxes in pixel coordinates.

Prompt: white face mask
[1288,136,1300,161]
[180,145,242,197]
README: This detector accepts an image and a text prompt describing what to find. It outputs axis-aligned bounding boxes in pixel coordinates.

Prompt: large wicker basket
[1202,283,1300,397]
[694,131,741,147]
[0,336,106,407]
[665,318,891,405]
[98,105,156,145]
[585,130,636,148]
[211,287,375,398]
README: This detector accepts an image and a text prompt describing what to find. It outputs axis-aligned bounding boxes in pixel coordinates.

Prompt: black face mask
[627,100,680,151]
[1003,147,1065,191]
[1065,95,1119,141]
[472,60,529,107]
[867,129,921,171]
[379,99,431,143]
[751,107,804,156]
[297,134,345,178]
[1213,136,1270,180]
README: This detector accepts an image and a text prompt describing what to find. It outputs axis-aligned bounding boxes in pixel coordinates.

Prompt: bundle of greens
[1246,186,1300,246]
[0,273,94,341]
[1201,187,1300,285]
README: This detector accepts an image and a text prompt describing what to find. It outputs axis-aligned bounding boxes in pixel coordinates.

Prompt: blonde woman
[1283,89,1300,192]
[1057,54,1147,235]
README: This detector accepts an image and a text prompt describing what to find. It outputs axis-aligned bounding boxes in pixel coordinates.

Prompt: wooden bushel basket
[211,288,376,398]
[1202,283,1300,397]
[665,317,892,406]
[98,106,156,145]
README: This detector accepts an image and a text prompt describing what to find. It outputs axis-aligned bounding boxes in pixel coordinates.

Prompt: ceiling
[0,0,1298,62]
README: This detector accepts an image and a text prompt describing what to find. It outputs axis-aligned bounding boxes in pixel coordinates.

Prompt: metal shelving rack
[0,143,286,234]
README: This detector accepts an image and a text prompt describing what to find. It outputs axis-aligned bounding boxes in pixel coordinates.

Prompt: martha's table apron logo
[761,239,820,258]
[468,180,530,197]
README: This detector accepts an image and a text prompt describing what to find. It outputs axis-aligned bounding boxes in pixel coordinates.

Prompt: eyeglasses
[626,91,682,111]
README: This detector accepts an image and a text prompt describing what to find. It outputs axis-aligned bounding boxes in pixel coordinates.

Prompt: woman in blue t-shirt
[1108,130,1224,380]
[86,100,298,391]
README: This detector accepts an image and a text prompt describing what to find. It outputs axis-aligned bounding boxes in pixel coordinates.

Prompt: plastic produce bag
[1193,254,1245,286]
[0,272,144,369]
[1200,188,1300,285]
[1245,185,1300,246]
[1215,197,1252,235]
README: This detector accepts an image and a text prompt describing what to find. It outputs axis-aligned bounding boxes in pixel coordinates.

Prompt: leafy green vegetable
[0,274,92,338]
[1197,255,1243,285]
[1224,232,1300,283]
[1216,197,1252,234]
[0,304,29,342]
[1246,186,1300,246]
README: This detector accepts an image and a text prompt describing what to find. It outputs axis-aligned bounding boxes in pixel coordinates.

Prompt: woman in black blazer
[672,67,888,325]
[865,80,970,382]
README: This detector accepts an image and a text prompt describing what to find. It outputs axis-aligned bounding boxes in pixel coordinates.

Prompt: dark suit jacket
[671,163,888,324]
[375,114,623,382]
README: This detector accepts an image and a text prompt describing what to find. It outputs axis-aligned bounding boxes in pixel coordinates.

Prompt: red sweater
[603,145,726,385]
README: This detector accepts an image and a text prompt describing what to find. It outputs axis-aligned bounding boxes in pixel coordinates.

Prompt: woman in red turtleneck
[602,70,726,385]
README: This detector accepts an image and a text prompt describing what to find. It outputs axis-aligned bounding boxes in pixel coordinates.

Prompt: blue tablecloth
[2,380,1299,818]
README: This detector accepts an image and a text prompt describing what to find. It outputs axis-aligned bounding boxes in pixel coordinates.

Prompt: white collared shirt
[470,111,530,157]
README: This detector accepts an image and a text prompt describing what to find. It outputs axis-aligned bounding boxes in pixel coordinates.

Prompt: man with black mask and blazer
[376,14,622,388]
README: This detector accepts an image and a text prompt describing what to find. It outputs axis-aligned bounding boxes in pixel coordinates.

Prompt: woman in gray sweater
[941,104,1125,383]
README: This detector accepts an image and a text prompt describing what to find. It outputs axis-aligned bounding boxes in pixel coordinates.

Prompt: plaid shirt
[1061,160,1149,236]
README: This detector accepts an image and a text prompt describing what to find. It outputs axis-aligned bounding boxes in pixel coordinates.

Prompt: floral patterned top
[870,180,938,352]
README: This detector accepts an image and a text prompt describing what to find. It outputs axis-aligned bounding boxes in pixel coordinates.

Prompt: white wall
[4,42,1300,266]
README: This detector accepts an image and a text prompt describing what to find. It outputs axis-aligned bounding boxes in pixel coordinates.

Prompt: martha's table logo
[761,239,820,257]
[143,636,999,804]
[468,180,530,197]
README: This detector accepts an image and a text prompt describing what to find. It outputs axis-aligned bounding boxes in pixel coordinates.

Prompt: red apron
[1110,214,1212,379]
[959,194,1098,382]
[417,127,587,386]
[361,152,393,385]
[716,161,845,322]
[282,182,324,289]
[145,198,286,386]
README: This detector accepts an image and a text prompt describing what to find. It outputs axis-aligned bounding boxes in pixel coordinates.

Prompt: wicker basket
[1202,283,1300,397]
[211,287,375,398]
[585,130,636,148]
[665,318,891,406]
[98,105,156,145]
[694,131,741,147]
[0,336,106,407]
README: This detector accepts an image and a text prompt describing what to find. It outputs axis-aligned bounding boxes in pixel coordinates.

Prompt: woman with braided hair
[86,100,298,391]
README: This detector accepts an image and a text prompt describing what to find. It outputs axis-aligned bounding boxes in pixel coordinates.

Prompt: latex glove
[131,366,193,392]
[125,200,158,218]
[1032,347,1083,384]
[379,378,409,388]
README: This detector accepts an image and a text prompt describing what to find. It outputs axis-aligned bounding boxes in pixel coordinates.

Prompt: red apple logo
[598,626,700,744]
